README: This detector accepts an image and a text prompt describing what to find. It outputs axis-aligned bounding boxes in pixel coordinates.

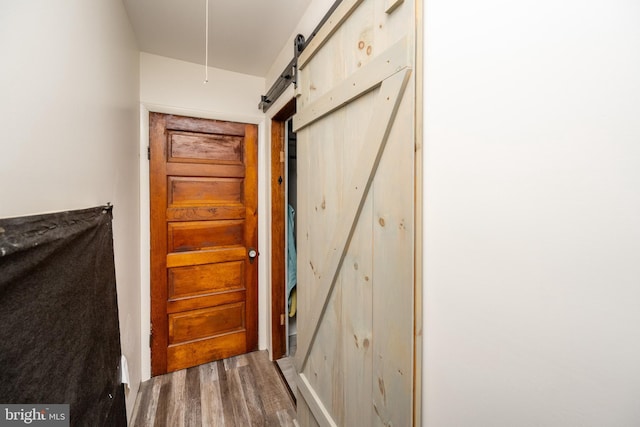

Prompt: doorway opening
[270,99,298,397]
[284,117,297,358]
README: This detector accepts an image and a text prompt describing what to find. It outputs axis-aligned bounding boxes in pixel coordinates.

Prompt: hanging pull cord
[204,0,209,84]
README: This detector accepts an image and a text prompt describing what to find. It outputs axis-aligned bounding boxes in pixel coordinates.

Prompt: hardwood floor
[130,351,296,426]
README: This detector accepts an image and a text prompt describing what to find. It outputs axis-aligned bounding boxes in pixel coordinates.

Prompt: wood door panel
[166,246,246,268]
[165,115,246,136]
[166,206,245,222]
[168,261,245,300]
[150,113,258,376]
[168,177,244,207]
[166,163,244,179]
[168,303,245,344]
[168,132,244,164]
[167,290,246,314]
[166,331,247,373]
[168,220,244,252]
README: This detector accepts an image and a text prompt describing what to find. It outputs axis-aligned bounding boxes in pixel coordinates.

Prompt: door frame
[270,98,296,361]
[138,104,265,381]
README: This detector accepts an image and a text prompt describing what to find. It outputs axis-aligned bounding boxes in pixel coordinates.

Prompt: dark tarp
[0,206,127,426]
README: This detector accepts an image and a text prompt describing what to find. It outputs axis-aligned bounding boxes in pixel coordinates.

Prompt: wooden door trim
[270,99,296,360]
[149,112,169,375]
[244,123,260,352]
[296,68,412,370]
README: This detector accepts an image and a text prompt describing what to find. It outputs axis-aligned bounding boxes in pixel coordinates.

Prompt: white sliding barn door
[293,0,416,425]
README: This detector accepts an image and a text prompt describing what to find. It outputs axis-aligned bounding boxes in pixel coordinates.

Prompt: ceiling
[122,0,313,77]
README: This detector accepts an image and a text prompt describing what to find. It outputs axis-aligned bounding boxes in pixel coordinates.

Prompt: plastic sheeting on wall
[0,206,127,426]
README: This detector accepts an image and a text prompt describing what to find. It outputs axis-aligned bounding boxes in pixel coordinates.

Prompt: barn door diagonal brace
[295,67,412,371]
[293,37,407,132]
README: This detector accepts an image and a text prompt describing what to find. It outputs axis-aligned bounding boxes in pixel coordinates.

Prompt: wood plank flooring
[130,351,296,427]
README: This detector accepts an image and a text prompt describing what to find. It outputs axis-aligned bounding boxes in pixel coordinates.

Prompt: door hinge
[149,325,153,347]
[280,150,285,163]
[280,314,285,326]
[147,146,151,160]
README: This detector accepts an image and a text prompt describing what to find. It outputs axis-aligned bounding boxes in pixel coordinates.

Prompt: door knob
[248,248,257,264]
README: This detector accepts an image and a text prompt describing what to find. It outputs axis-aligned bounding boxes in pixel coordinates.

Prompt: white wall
[140,53,265,124]
[423,0,640,425]
[0,0,141,419]
[138,53,267,379]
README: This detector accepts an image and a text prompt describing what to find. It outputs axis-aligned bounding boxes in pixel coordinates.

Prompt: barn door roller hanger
[258,0,344,112]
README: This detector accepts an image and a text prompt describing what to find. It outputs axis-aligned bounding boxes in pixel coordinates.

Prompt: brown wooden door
[149,113,258,376]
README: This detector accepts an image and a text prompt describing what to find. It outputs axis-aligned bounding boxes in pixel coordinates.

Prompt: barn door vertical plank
[328,112,347,426]
[294,125,314,425]
[371,80,415,427]
[295,124,313,362]
[339,5,377,418]
[297,0,365,70]
[374,0,409,49]
[341,91,376,427]
[303,118,327,414]
[307,28,348,423]
[371,60,415,427]
[338,0,375,75]
[370,0,415,425]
